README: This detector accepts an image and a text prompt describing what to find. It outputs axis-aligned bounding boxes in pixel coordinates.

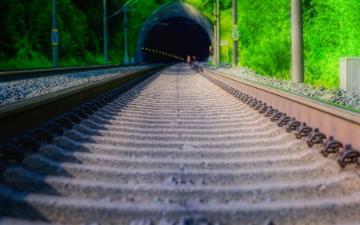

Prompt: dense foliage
[236,0,360,87]
[0,0,360,87]
[0,0,167,68]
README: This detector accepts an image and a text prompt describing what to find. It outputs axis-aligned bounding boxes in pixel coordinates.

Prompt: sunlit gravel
[0,66,151,106]
[211,66,360,111]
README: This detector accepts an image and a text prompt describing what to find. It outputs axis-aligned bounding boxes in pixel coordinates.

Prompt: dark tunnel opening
[142,17,211,63]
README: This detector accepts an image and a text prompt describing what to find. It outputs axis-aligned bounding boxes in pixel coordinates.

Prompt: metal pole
[232,0,238,67]
[213,2,217,66]
[226,43,229,63]
[123,6,129,65]
[291,0,304,83]
[51,0,59,67]
[216,0,221,66]
[103,0,108,64]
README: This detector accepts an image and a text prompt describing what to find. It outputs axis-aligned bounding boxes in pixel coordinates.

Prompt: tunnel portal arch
[135,1,213,63]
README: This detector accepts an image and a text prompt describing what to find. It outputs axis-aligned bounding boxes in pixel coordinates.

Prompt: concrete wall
[340,58,360,92]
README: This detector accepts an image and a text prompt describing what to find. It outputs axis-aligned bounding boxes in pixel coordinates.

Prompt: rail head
[0,65,166,144]
[204,68,360,124]
[203,68,360,150]
[0,64,155,82]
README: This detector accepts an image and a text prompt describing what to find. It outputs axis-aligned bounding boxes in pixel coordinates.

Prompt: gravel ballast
[0,66,151,106]
[212,66,360,111]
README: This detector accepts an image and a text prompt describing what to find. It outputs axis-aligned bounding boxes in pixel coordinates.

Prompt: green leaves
[1,0,360,88]
[236,0,360,88]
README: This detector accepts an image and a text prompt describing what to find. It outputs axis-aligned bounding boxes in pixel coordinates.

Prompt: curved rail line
[0,64,359,225]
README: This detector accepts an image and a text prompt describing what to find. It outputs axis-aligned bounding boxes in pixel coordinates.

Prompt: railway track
[0,64,360,225]
[0,64,145,82]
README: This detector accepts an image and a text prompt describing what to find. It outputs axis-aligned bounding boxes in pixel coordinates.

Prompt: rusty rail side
[203,69,360,151]
[0,66,165,144]
[0,64,151,82]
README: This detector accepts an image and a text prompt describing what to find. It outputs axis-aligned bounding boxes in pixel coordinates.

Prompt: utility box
[340,58,360,92]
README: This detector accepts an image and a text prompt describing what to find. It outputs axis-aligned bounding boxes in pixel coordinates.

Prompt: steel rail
[1,64,360,224]
[0,64,149,82]
[0,65,166,145]
[203,68,360,151]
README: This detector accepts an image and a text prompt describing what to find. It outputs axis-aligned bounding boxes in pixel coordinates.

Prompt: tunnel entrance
[142,17,211,63]
[136,2,213,63]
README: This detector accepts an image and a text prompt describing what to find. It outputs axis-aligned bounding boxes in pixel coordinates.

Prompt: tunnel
[142,17,211,63]
[136,2,213,63]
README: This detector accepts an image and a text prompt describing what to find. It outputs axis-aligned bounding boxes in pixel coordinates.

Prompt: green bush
[235,0,360,88]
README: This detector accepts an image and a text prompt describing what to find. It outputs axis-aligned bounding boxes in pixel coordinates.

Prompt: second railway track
[0,64,360,225]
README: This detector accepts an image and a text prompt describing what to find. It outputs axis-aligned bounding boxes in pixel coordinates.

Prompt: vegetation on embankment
[1,0,360,88]
[235,0,360,87]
